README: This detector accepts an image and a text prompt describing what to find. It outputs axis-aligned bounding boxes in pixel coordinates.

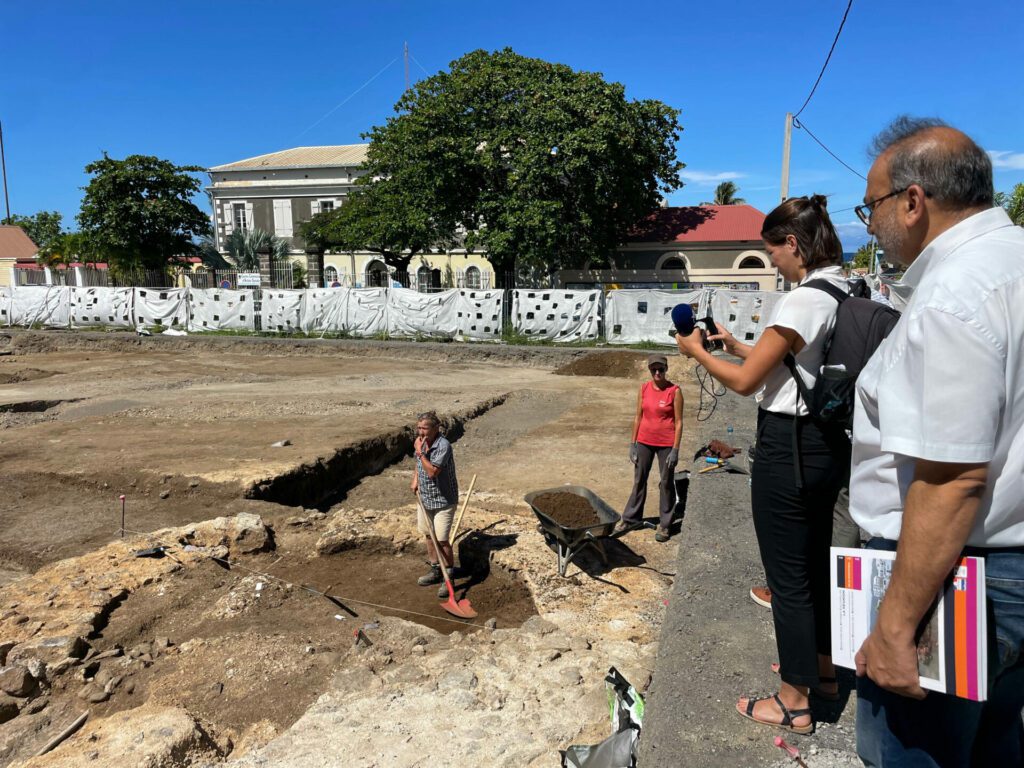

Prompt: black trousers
[752,409,848,688]
[622,443,676,528]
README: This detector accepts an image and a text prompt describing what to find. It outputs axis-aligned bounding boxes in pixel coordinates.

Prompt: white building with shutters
[206,144,495,289]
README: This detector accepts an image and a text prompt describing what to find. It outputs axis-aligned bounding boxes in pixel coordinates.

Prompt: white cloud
[988,150,1024,170]
[835,220,870,249]
[679,170,745,185]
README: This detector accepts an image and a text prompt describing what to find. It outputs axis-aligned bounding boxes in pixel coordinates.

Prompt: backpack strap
[801,278,850,305]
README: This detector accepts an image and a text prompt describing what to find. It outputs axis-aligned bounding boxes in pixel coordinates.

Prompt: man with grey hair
[850,117,1024,765]
[410,411,460,599]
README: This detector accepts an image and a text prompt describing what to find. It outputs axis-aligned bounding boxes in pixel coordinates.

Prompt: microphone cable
[695,362,726,422]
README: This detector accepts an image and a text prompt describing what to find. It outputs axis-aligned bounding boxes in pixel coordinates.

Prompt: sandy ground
[0,330,861,767]
[0,330,698,767]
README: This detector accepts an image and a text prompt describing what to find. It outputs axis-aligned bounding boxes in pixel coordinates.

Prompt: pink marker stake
[774,736,808,768]
[119,494,126,538]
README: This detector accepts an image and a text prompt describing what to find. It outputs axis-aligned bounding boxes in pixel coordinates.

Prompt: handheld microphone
[671,303,696,336]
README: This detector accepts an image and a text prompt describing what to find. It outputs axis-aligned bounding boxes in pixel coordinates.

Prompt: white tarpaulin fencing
[300,288,350,335]
[455,289,504,341]
[605,289,705,346]
[9,286,71,328]
[133,288,188,329]
[260,289,304,333]
[511,289,602,342]
[188,288,256,332]
[707,290,784,344]
[386,288,459,338]
[346,288,387,337]
[0,287,11,326]
[70,287,133,328]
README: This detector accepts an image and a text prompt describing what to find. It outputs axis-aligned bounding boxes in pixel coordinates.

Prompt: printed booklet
[830,547,987,701]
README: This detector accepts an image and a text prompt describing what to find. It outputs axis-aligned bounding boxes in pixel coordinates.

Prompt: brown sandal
[736,693,814,734]
[769,664,840,702]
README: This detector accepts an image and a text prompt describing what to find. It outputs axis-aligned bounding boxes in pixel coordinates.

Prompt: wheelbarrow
[524,485,620,577]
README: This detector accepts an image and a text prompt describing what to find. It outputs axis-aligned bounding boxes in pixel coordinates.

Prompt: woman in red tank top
[618,354,683,541]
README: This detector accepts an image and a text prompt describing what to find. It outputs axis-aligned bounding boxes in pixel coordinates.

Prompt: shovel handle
[418,496,455,587]
[449,473,477,544]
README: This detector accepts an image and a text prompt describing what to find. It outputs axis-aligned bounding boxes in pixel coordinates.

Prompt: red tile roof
[0,225,39,259]
[629,204,766,244]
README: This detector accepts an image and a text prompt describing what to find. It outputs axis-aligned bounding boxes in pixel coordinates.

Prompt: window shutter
[273,200,293,238]
[223,202,234,235]
[244,202,254,231]
[310,199,320,217]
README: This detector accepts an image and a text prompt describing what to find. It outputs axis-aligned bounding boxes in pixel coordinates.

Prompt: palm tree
[711,181,745,206]
[198,228,290,271]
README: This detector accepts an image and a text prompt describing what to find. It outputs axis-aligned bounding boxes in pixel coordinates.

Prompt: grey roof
[210,144,370,171]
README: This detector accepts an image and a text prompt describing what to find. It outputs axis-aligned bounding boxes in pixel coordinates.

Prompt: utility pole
[404,42,410,92]
[779,112,793,204]
[0,119,10,224]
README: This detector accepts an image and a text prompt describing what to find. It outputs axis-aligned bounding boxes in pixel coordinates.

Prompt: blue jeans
[856,539,1024,767]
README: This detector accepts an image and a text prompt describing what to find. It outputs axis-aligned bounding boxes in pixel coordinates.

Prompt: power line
[793,117,867,181]
[409,53,432,80]
[793,0,854,118]
[295,57,400,140]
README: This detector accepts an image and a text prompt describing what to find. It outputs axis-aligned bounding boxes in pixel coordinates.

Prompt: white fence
[0,284,886,344]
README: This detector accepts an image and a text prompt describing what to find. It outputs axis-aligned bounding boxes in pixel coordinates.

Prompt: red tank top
[636,380,679,447]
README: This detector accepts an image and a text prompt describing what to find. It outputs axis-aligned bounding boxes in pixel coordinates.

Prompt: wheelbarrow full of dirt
[524,485,620,577]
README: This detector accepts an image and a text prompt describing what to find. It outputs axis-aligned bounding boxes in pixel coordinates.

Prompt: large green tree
[4,210,64,257]
[852,241,877,270]
[77,154,210,271]
[320,48,682,282]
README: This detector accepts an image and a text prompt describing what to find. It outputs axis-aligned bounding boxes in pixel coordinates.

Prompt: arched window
[739,256,767,269]
[417,266,432,292]
[365,259,388,287]
[660,257,686,271]
[324,265,338,285]
[465,266,481,289]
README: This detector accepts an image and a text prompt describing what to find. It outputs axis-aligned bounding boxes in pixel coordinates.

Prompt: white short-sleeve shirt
[850,207,1024,547]
[756,265,848,416]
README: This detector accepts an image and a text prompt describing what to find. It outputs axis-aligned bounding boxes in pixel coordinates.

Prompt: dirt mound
[554,351,645,378]
[0,368,58,385]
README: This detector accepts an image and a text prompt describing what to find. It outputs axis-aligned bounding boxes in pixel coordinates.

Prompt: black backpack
[784,279,901,430]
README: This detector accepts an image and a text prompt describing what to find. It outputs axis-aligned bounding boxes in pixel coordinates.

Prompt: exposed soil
[554,350,646,378]
[531,491,602,529]
[0,367,58,385]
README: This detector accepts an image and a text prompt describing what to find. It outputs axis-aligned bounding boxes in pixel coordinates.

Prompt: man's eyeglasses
[855,188,908,225]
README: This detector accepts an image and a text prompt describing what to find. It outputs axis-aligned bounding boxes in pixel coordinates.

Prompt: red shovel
[419,498,477,619]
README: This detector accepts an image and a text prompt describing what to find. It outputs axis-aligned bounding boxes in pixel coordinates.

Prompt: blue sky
[2,0,1022,250]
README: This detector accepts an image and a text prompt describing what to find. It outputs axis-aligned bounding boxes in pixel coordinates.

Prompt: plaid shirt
[417,434,459,510]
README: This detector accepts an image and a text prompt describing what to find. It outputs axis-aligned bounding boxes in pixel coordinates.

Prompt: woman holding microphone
[674,196,849,734]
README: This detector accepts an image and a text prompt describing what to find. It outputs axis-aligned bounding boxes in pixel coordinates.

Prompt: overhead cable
[793,117,868,181]
[793,0,855,118]
[295,57,400,139]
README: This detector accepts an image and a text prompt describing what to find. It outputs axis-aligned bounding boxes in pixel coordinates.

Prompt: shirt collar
[798,264,845,286]
[901,207,1013,289]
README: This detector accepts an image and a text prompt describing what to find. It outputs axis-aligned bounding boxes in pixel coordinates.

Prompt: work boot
[417,563,442,587]
[654,526,670,543]
[437,582,449,600]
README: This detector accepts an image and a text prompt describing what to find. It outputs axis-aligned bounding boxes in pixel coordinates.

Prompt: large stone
[15,703,224,768]
[0,666,37,698]
[0,695,18,725]
[194,513,270,555]
[8,635,88,666]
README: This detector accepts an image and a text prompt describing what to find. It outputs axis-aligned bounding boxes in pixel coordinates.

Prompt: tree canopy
[710,181,745,206]
[310,48,682,281]
[4,210,64,258]
[77,154,210,271]
[852,241,877,270]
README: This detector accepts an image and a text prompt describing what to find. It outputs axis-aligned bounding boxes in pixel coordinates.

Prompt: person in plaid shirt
[411,411,460,598]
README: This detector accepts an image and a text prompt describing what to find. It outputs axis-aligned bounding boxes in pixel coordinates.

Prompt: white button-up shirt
[850,207,1024,547]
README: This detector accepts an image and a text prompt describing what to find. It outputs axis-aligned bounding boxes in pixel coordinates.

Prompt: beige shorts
[417,502,455,542]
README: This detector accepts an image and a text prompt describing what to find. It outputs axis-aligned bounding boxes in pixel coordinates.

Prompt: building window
[232,203,248,232]
[660,257,686,270]
[365,260,388,287]
[739,256,766,269]
[318,199,335,214]
[465,266,481,289]
[324,266,338,285]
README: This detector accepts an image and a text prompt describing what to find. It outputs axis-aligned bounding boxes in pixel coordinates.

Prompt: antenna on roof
[404,42,410,92]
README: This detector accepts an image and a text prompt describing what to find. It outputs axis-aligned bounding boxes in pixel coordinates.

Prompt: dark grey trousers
[622,443,676,528]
